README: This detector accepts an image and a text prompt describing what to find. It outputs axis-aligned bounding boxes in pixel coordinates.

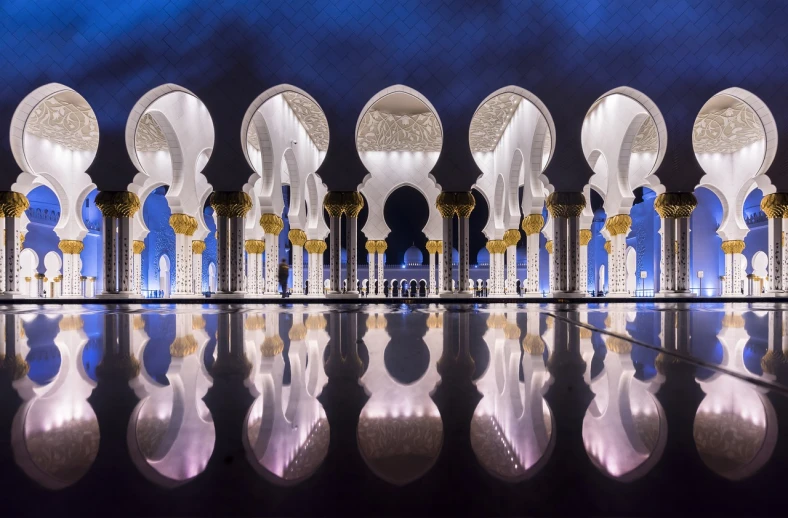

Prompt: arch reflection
[128,312,214,487]
[243,310,330,485]
[357,310,443,486]
[693,308,777,480]
[471,310,555,481]
[11,314,99,490]
[582,310,666,481]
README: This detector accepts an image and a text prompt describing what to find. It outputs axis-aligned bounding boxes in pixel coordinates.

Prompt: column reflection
[243,309,330,485]
[10,313,99,490]
[128,311,214,487]
[693,307,777,480]
[357,310,443,486]
[582,310,666,481]
[471,310,555,481]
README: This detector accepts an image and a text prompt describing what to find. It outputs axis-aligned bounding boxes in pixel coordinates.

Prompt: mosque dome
[403,244,424,265]
[476,247,489,265]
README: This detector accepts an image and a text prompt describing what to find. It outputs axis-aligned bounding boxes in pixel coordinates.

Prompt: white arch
[11,84,98,241]
[470,86,555,239]
[357,85,444,241]
[582,87,667,216]
[695,88,777,242]
[127,84,215,241]
[242,84,327,220]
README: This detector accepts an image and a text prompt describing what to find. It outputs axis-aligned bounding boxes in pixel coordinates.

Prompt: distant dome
[476,247,489,265]
[403,244,423,265]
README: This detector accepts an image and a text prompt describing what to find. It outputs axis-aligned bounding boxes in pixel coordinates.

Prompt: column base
[762,290,786,297]
[606,291,631,298]
[550,291,588,299]
[439,292,473,299]
[656,291,695,298]
[244,293,282,299]
[171,293,202,299]
[326,292,360,299]
[97,292,138,299]
[0,292,29,299]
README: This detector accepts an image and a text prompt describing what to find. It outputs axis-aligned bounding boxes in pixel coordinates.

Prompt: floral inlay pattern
[283,91,329,151]
[25,94,98,152]
[694,102,765,154]
[469,93,522,153]
[135,113,169,153]
[631,117,658,153]
[357,109,442,153]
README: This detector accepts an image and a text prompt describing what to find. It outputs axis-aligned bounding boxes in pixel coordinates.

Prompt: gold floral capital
[210,191,252,218]
[288,229,307,246]
[245,239,265,254]
[760,193,788,218]
[260,213,284,235]
[58,240,84,255]
[503,229,521,246]
[521,214,545,235]
[132,240,145,254]
[0,191,29,218]
[545,240,553,254]
[604,240,611,254]
[425,240,442,254]
[375,240,388,254]
[721,240,746,255]
[289,323,308,340]
[522,334,545,355]
[546,192,585,218]
[95,191,140,218]
[487,240,507,254]
[579,229,593,246]
[604,214,632,236]
[654,192,697,218]
[323,191,364,218]
[192,240,206,254]
[305,239,326,254]
[436,191,475,218]
[169,214,198,235]
[365,240,378,253]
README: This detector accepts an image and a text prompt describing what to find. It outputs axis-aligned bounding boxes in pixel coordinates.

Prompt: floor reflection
[1,302,788,515]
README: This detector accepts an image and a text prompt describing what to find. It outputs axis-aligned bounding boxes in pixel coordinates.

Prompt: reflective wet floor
[1,302,787,516]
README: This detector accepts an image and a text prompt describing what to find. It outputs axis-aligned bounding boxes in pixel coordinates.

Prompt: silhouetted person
[278,259,290,297]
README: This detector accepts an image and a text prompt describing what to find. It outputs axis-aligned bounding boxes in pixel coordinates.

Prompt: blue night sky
[1,1,787,191]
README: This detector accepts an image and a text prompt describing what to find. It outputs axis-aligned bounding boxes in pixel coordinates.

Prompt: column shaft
[292,244,304,295]
[660,217,676,292]
[527,233,539,293]
[676,217,691,292]
[459,216,470,293]
[346,216,358,293]
[377,250,385,295]
[229,217,245,293]
[441,216,452,293]
[429,250,436,296]
[769,216,783,292]
[329,215,341,293]
[102,215,117,294]
[552,217,567,292]
[264,232,279,294]
[217,216,230,293]
[506,245,516,294]
[118,216,134,293]
[567,215,580,292]
[368,249,376,295]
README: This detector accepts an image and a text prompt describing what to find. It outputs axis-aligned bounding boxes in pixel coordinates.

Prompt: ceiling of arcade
[357,92,442,153]
[246,91,329,153]
[693,101,764,154]
[469,93,522,153]
[24,92,98,152]
[135,113,168,153]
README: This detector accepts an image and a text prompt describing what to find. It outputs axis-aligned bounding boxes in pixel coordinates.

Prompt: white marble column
[366,240,376,295]
[133,240,145,295]
[426,240,439,296]
[59,240,84,297]
[654,193,697,296]
[579,229,592,295]
[377,242,386,296]
[676,216,691,293]
[211,192,253,296]
[721,240,745,296]
[305,240,326,296]
[503,229,519,294]
[192,240,205,295]
[170,214,197,296]
[605,215,631,296]
[244,240,264,295]
[441,214,453,293]
[567,214,580,292]
[95,191,140,297]
[546,240,553,293]
[522,214,543,295]
[486,241,496,295]
[0,194,28,297]
[458,214,472,294]
[761,193,788,294]
[552,216,567,292]
[328,213,341,294]
[102,214,118,293]
[659,217,676,293]
[118,215,134,294]
[346,215,359,294]
[261,214,284,296]
[289,229,306,296]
